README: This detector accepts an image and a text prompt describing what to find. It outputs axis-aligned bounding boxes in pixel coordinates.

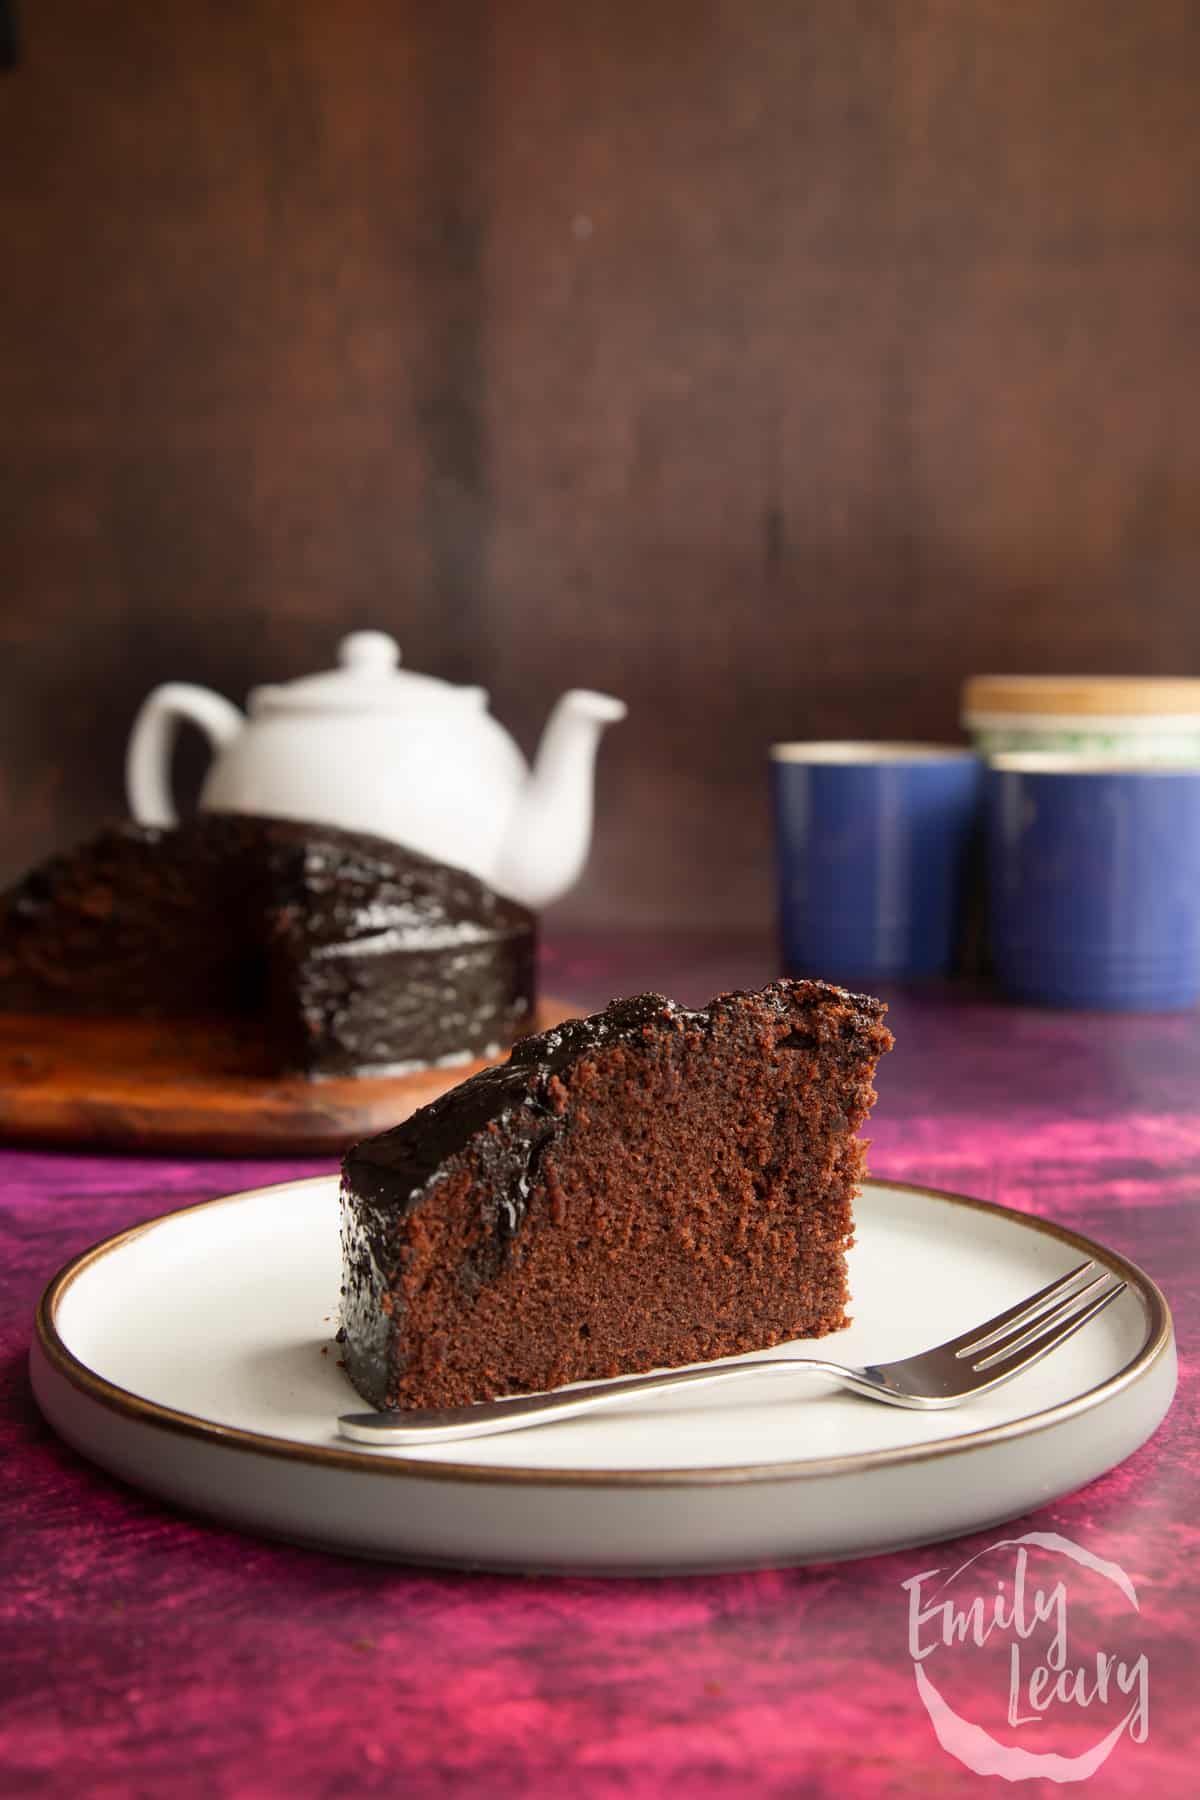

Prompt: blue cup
[770,743,983,983]
[987,755,1200,1011]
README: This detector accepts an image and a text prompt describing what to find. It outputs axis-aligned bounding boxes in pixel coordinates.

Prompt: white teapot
[125,630,626,909]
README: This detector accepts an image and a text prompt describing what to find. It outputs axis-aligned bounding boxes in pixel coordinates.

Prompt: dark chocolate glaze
[0,813,535,1077]
[346,992,676,1204]
[339,980,890,1407]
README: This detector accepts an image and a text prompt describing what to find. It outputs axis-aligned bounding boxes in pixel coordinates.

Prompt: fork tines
[944,1259,1127,1374]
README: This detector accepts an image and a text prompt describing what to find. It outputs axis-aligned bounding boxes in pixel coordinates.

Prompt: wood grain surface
[3,2,1200,927]
[0,1000,573,1155]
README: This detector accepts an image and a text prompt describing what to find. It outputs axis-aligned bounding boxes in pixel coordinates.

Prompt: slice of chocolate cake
[0,815,535,1077]
[340,979,892,1409]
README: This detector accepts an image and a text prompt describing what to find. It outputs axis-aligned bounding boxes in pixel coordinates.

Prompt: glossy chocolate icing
[0,813,536,1077]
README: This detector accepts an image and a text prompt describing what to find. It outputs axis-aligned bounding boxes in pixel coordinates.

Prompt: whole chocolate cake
[0,815,535,1077]
[340,979,892,1409]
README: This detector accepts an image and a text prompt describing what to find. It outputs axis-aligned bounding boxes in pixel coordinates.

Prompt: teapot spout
[496,690,626,909]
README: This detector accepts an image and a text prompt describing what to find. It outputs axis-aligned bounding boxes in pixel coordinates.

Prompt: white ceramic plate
[30,1177,1175,1574]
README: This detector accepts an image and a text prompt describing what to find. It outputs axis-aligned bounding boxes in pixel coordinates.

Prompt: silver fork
[337,1259,1126,1446]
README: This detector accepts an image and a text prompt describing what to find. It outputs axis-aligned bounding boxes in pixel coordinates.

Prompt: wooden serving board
[0,1002,573,1157]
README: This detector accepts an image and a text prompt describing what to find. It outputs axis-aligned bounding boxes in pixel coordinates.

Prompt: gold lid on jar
[963,674,1200,720]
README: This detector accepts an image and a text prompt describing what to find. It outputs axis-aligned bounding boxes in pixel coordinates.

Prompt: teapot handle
[125,683,245,827]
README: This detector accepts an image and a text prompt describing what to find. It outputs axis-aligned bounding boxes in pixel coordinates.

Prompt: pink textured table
[2,934,1196,1797]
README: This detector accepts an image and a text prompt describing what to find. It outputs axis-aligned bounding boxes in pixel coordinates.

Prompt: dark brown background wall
[3,1,1199,926]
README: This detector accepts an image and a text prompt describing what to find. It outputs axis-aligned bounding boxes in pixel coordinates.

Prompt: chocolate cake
[340,979,892,1409]
[0,815,535,1077]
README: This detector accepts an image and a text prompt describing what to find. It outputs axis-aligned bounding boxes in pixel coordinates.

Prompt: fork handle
[337,1356,885,1445]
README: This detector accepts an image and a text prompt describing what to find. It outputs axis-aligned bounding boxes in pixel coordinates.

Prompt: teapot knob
[338,630,401,674]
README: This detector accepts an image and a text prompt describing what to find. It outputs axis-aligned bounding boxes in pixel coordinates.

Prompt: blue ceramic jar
[987,756,1200,1011]
[770,743,982,983]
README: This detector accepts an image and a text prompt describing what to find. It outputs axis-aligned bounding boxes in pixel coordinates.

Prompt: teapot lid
[248,631,486,716]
